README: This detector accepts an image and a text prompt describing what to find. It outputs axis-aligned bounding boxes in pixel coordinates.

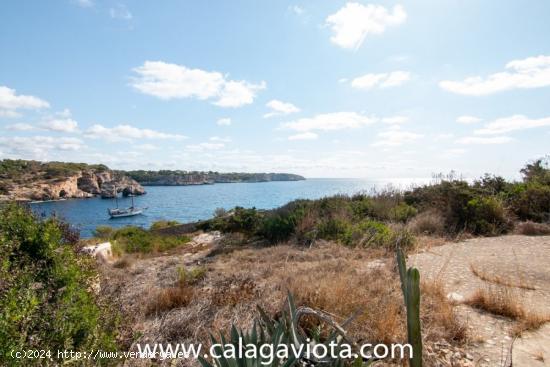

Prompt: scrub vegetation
[0,204,118,366]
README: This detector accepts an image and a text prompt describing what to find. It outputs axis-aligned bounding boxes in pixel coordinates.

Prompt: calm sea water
[30,178,429,238]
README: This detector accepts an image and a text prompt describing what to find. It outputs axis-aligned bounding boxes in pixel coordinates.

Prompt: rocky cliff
[0,160,145,202]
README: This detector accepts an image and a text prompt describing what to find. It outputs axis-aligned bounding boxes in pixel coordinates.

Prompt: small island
[0,159,306,202]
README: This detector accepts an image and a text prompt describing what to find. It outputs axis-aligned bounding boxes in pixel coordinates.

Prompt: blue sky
[1,0,549,179]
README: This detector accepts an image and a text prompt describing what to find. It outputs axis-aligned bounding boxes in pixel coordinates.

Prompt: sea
[30,178,430,238]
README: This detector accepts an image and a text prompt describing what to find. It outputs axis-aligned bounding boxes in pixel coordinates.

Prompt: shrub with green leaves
[111,226,190,254]
[340,220,414,249]
[509,182,550,222]
[0,204,118,366]
[258,214,298,244]
[150,220,180,231]
[390,203,418,223]
[465,196,509,235]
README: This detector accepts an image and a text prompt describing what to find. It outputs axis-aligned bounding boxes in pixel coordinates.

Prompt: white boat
[108,189,146,218]
[108,206,144,218]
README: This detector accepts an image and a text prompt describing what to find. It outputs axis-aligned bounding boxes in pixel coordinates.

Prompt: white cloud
[263,99,300,118]
[456,136,513,145]
[131,61,266,108]
[39,117,79,133]
[382,116,408,124]
[281,112,376,132]
[109,4,132,20]
[351,71,411,89]
[474,115,550,135]
[290,5,304,15]
[288,132,318,140]
[456,115,482,124]
[214,80,266,108]
[5,123,35,131]
[209,136,232,143]
[85,124,187,141]
[433,133,454,141]
[0,86,49,117]
[372,128,423,147]
[135,143,158,151]
[443,148,467,157]
[216,117,232,126]
[325,3,406,50]
[440,55,550,96]
[0,110,21,118]
[0,136,85,159]
[75,0,93,7]
[185,142,225,152]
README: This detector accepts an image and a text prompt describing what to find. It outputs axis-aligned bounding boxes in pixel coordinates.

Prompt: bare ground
[409,235,550,366]
[98,234,550,366]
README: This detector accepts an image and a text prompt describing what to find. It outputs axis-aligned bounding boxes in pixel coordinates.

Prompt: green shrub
[209,207,262,234]
[177,265,207,285]
[94,225,115,239]
[258,214,297,244]
[404,180,508,235]
[112,226,190,254]
[0,204,118,365]
[350,197,373,219]
[520,157,550,185]
[509,183,550,222]
[317,218,350,240]
[465,197,509,235]
[113,227,153,253]
[390,203,418,222]
[150,220,180,231]
[334,219,415,249]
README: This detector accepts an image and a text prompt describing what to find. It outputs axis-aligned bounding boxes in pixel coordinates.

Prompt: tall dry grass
[466,284,549,336]
[470,263,536,290]
[115,243,468,354]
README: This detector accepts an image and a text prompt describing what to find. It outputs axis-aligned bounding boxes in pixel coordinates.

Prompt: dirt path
[410,235,550,366]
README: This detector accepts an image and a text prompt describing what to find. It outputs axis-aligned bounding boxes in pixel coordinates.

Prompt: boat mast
[115,184,118,208]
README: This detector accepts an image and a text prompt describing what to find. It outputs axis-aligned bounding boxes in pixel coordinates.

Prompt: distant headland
[0,159,305,202]
[123,170,305,186]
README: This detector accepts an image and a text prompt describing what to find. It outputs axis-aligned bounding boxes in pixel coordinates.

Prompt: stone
[447,292,465,303]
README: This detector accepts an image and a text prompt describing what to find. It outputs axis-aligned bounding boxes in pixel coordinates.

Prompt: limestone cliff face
[1,169,145,202]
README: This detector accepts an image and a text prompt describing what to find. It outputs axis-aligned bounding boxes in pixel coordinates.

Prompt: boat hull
[108,208,144,218]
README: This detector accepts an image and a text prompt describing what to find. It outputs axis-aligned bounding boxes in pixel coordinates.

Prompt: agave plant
[199,293,372,367]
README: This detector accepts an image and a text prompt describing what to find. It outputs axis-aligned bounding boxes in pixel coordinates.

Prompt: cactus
[396,247,423,367]
[199,292,372,367]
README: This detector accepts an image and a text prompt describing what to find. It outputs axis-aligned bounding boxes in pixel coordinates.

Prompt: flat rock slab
[410,235,550,366]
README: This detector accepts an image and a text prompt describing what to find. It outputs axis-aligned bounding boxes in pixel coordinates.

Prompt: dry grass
[470,263,536,290]
[407,210,445,236]
[145,284,194,316]
[511,312,550,337]
[287,263,406,344]
[103,242,467,356]
[466,285,525,319]
[532,350,545,363]
[515,221,550,236]
[421,280,468,343]
[112,256,133,269]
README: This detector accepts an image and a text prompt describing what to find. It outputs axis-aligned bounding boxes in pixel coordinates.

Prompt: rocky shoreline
[0,159,306,202]
[0,167,145,202]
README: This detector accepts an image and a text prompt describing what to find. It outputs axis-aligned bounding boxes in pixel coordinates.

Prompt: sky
[1,1,549,179]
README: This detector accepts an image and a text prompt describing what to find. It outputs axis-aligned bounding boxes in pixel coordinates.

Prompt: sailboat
[107,186,146,218]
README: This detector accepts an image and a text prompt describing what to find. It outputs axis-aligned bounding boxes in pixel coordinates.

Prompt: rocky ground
[410,235,550,366]
[94,234,550,366]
